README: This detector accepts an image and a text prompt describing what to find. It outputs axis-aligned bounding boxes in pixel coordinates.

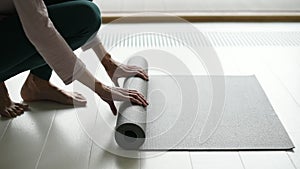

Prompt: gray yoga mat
[115,57,294,150]
[115,57,148,149]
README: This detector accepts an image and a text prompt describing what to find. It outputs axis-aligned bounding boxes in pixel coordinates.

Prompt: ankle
[0,82,12,106]
[0,82,9,95]
[26,73,42,83]
[25,74,50,87]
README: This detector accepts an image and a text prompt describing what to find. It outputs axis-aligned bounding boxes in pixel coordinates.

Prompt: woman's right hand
[96,83,148,116]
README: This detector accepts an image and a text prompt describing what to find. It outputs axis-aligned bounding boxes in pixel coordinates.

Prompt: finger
[115,87,135,94]
[119,90,144,104]
[107,101,117,116]
[138,69,149,80]
[128,90,148,106]
[108,87,144,105]
[111,83,148,106]
[121,68,149,81]
[127,65,140,69]
[129,97,143,106]
[106,92,126,102]
[108,88,130,101]
[132,70,149,81]
[132,93,148,106]
[128,90,145,101]
[127,66,148,76]
[140,70,149,81]
[128,89,139,94]
[115,89,130,98]
[137,93,149,105]
[118,89,144,103]
[127,65,146,72]
[128,89,142,96]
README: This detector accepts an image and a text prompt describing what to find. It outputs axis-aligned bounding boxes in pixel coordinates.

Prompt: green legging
[0,0,101,82]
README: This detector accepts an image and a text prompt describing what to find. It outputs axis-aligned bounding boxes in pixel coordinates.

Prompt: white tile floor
[1,23,300,169]
[190,152,244,169]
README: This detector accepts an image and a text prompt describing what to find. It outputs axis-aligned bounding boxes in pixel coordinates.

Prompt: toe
[75,95,86,101]
[74,92,85,99]
[7,108,17,117]
[73,93,87,102]
[73,98,87,106]
[13,106,24,116]
[15,103,29,110]
[74,92,83,96]
[0,110,11,118]
[12,107,21,116]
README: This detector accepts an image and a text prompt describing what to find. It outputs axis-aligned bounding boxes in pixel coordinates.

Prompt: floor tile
[190,152,244,169]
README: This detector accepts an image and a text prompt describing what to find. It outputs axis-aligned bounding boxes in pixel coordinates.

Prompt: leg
[0,1,101,117]
[30,0,101,81]
[0,0,101,81]
[21,1,101,105]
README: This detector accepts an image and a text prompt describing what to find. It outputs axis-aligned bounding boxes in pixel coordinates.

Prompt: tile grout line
[234,53,297,169]
[87,102,101,169]
[260,56,300,109]
[139,151,142,169]
[188,151,195,169]
[87,141,94,169]
[230,52,251,169]
[238,152,247,169]
[234,50,300,133]
[0,120,12,142]
[34,113,56,169]
[287,152,298,169]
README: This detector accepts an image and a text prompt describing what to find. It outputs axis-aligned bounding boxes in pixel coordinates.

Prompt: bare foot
[21,74,87,106]
[0,82,29,118]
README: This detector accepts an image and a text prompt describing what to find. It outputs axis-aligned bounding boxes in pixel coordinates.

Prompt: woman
[0,0,148,118]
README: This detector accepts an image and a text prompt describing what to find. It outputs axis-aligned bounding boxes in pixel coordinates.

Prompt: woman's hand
[77,69,148,116]
[101,54,149,87]
[96,83,148,115]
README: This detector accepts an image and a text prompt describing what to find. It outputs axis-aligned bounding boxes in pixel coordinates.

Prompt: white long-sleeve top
[0,0,103,84]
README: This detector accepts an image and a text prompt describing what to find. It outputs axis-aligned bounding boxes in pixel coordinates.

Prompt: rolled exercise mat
[115,56,148,150]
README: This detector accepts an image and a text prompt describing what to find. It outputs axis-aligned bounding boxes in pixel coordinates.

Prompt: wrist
[101,53,111,64]
[95,81,105,95]
[101,53,114,69]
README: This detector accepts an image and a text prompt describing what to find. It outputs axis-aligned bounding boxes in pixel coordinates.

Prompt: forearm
[92,42,109,62]
[80,35,112,65]
[76,68,103,94]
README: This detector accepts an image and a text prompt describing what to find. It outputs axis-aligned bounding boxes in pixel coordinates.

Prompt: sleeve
[81,32,102,51]
[81,33,108,60]
[13,0,86,85]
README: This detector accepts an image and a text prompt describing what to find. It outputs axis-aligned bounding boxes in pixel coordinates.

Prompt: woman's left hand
[101,54,149,87]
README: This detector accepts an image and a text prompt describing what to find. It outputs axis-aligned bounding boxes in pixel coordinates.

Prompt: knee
[78,2,102,34]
